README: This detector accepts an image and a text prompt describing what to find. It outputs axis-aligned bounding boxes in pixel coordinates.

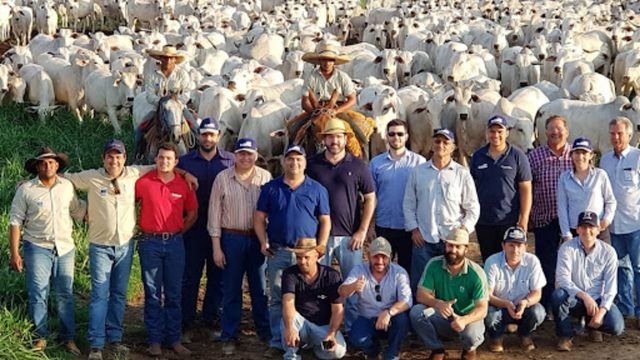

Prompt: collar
[320,151,353,164]
[483,143,512,157]
[441,257,469,275]
[427,158,455,171]
[545,143,571,157]
[616,146,632,159]
[34,176,62,187]
[578,237,599,255]
[569,166,594,181]
[385,149,409,161]
[278,175,309,188]
[188,147,233,161]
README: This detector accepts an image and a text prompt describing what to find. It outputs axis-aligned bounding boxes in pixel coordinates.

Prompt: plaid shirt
[527,144,572,228]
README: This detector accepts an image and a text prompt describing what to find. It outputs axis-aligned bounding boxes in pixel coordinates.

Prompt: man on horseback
[134,45,197,161]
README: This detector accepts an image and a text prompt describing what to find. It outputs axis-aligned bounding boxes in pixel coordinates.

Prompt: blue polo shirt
[256,176,330,246]
[470,144,532,226]
[178,148,235,232]
[306,152,376,236]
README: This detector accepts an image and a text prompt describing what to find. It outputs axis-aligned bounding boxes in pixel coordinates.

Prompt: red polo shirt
[135,171,198,233]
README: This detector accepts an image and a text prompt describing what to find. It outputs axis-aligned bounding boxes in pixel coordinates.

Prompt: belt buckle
[161,232,171,241]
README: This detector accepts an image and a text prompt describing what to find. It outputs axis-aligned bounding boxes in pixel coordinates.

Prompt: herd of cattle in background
[1,0,640,163]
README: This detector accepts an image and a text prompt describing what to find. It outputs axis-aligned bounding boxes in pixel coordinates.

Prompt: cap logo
[510,229,524,238]
[240,140,252,147]
[576,141,589,146]
[490,118,502,124]
[583,212,593,220]
[290,146,302,152]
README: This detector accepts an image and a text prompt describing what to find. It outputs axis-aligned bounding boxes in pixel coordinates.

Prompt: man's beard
[445,251,464,266]
[200,143,215,153]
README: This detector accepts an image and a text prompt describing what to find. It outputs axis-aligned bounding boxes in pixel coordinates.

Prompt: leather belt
[222,228,256,237]
[142,232,179,241]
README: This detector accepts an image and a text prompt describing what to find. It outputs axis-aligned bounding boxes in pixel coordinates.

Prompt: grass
[0,104,139,359]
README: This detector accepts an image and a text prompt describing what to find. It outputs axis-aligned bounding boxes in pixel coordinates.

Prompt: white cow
[239,79,304,119]
[34,2,58,35]
[613,49,640,97]
[567,72,616,104]
[19,64,59,121]
[83,69,141,133]
[368,86,406,156]
[197,86,242,151]
[11,6,33,46]
[238,99,291,159]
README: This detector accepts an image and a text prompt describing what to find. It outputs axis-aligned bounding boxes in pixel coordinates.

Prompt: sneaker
[222,342,236,355]
[461,349,477,360]
[88,348,103,360]
[589,329,604,343]
[557,337,573,351]
[427,349,446,360]
[488,337,504,352]
[264,347,284,358]
[172,342,192,356]
[147,343,162,356]
[520,336,535,351]
[65,340,82,356]
[108,342,130,354]
[32,339,47,352]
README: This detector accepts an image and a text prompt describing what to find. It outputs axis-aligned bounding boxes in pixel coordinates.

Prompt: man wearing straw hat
[9,147,86,355]
[134,45,197,160]
[281,237,346,360]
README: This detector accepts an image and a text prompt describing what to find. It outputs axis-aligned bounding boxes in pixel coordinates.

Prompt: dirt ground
[117,237,640,360]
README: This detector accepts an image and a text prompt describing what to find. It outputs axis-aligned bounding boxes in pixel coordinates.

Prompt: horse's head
[157,95,185,143]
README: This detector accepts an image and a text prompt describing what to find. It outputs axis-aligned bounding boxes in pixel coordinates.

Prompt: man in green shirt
[409,227,488,360]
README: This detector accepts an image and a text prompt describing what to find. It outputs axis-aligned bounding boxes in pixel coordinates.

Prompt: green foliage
[0,104,138,359]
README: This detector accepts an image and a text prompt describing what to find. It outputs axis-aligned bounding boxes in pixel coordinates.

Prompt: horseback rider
[134,45,197,160]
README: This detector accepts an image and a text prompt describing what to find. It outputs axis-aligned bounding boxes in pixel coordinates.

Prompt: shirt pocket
[442,181,461,202]
[621,168,639,188]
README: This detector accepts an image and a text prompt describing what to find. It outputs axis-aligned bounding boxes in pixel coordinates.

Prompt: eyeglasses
[387,132,405,137]
[375,284,381,302]
[111,178,121,195]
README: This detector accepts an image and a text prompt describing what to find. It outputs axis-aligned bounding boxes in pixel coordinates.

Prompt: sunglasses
[111,178,121,195]
[375,284,381,302]
[387,132,405,137]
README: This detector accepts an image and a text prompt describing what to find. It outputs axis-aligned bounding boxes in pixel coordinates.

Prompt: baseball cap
[369,237,392,257]
[487,115,508,129]
[578,211,599,227]
[571,137,593,152]
[503,226,527,243]
[443,227,469,246]
[433,128,456,142]
[285,144,306,157]
[199,117,220,134]
[234,138,258,153]
[103,139,126,155]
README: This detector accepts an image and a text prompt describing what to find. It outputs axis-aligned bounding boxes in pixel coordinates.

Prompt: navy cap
[578,211,599,227]
[433,128,455,142]
[103,139,126,155]
[199,117,220,134]
[487,115,508,128]
[285,144,306,157]
[571,137,593,152]
[234,138,258,153]
[503,226,527,243]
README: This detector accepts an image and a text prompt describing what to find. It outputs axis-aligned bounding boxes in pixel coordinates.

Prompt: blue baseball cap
[199,117,220,134]
[487,115,508,129]
[103,139,126,155]
[433,128,455,142]
[285,144,306,157]
[578,211,599,227]
[503,226,527,243]
[234,138,258,153]
[571,137,593,152]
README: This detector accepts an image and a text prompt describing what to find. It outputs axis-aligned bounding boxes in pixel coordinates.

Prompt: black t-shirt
[281,264,343,326]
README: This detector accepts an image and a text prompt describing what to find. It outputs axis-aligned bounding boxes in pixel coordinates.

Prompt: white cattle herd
[1,0,640,160]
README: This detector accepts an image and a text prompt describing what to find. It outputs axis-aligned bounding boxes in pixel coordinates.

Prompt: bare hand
[436,299,457,319]
[183,172,199,191]
[261,243,274,257]
[411,229,425,248]
[322,333,337,352]
[450,315,466,333]
[588,309,605,329]
[284,327,300,348]
[375,310,392,331]
[599,220,610,231]
[350,230,366,251]
[213,248,226,269]
[353,275,366,293]
[10,254,23,272]
[582,294,598,317]
[506,301,519,320]
[514,300,527,319]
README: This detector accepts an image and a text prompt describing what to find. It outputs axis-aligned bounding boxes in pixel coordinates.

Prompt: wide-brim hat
[319,118,353,135]
[443,227,469,246]
[287,237,321,254]
[147,45,187,64]
[25,147,69,174]
[302,42,351,65]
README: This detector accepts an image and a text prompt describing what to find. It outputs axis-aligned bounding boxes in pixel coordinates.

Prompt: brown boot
[557,337,573,351]
[64,340,82,356]
[172,342,192,356]
[461,349,477,360]
[427,349,446,360]
[32,339,47,352]
[147,343,162,356]
[488,337,504,352]
[520,336,536,351]
[589,329,603,343]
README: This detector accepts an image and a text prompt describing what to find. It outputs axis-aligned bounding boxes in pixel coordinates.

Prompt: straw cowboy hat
[24,147,69,174]
[287,238,325,256]
[302,42,351,65]
[147,45,187,64]
[319,117,353,135]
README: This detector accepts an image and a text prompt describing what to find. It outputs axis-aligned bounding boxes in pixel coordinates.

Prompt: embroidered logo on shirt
[477,164,488,169]
[99,188,108,196]
[459,286,465,293]
[171,193,183,198]
[500,165,513,170]
[317,294,327,300]
[36,200,43,207]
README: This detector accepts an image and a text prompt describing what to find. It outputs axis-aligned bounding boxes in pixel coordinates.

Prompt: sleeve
[460,169,480,232]
[69,190,87,222]
[469,152,479,180]
[63,170,91,191]
[529,256,547,291]
[527,151,538,181]
[135,177,144,202]
[472,269,489,301]
[555,243,582,297]
[402,168,419,231]
[177,69,192,105]
[419,259,436,292]
[145,74,161,106]
[396,268,413,307]
[557,173,572,238]
[369,159,378,185]
[517,150,533,182]
[601,171,617,224]
[208,174,224,237]
[316,184,331,216]
[9,185,27,226]
[304,72,316,95]
[184,186,198,212]
[341,71,356,96]
[129,165,155,178]
[329,270,343,304]
[281,268,297,295]
[256,182,271,213]
[483,259,497,290]
[600,247,618,310]
[342,265,363,286]
[359,163,376,194]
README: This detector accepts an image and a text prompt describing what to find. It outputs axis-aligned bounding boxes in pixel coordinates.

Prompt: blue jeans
[533,219,562,309]
[88,242,135,348]
[321,235,363,331]
[220,232,270,341]
[181,227,222,327]
[280,313,346,360]
[550,288,624,338]
[138,234,185,345]
[23,241,76,340]
[349,313,410,360]
[410,304,485,351]
[611,229,640,317]
[410,241,444,294]
[485,304,546,338]
[267,245,296,349]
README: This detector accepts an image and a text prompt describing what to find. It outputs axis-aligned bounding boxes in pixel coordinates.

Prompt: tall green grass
[0,104,138,359]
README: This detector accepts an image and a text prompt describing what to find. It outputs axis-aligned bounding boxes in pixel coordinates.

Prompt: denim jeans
[280,313,346,360]
[375,226,413,274]
[321,235,363,331]
[533,219,562,309]
[611,229,640,317]
[138,234,185,345]
[349,313,410,360]
[410,304,485,351]
[267,245,296,349]
[485,304,546,339]
[88,241,135,348]
[550,288,625,338]
[182,227,222,327]
[410,241,444,294]
[23,241,76,341]
[219,232,270,341]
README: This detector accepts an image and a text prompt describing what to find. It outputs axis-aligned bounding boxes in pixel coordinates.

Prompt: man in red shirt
[135,143,198,357]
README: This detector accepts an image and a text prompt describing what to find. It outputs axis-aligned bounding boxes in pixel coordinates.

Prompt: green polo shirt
[419,256,488,316]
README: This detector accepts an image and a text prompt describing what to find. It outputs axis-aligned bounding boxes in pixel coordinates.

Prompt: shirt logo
[317,294,327,300]
[100,188,108,196]
[500,165,513,170]
[36,200,43,207]
[477,164,488,169]
[459,286,465,293]
[171,193,183,198]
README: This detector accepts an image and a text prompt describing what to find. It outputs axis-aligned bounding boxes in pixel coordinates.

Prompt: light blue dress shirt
[369,150,426,229]
[557,167,616,238]
[600,146,640,235]
[484,252,547,303]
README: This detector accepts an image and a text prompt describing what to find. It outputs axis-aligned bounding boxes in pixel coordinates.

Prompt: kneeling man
[484,226,546,352]
[552,211,624,351]
[410,227,488,360]
[281,238,346,359]
[339,237,411,360]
